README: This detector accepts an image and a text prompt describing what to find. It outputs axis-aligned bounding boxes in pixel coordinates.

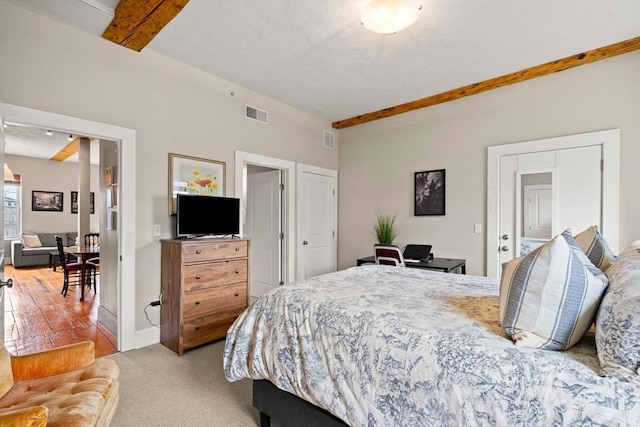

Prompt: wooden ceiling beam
[332,36,640,129]
[102,0,189,52]
[50,139,80,162]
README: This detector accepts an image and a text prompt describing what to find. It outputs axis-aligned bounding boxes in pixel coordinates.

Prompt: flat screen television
[175,194,240,238]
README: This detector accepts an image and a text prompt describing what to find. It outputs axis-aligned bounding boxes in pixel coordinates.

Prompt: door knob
[501,234,509,240]
[303,241,308,245]
[0,279,12,289]
[500,246,510,252]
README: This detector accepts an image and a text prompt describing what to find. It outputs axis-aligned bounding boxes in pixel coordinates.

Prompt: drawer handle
[195,326,200,331]
[235,270,240,274]
[196,249,201,254]
[234,292,239,297]
[235,247,240,251]
[195,301,200,305]
[195,275,201,280]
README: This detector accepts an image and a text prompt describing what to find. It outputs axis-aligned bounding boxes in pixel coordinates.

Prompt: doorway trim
[235,151,295,285]
[1,103,137,351]
[487,128,619,277]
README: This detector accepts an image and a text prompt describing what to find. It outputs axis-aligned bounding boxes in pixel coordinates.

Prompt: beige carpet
[106,340,259,426]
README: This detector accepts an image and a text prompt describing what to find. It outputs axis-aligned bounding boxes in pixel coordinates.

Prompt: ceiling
[4,0,639,160]
[3,123,101,165]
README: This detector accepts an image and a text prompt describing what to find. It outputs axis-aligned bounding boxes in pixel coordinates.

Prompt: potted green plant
[374,211,398,245]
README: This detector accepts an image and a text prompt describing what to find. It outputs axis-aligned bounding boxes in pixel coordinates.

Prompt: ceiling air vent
[245,105,268,124]
[323,130,336,150]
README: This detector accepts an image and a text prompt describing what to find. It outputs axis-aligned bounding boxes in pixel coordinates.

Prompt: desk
[64,245,99,300]
[356,256,466,274]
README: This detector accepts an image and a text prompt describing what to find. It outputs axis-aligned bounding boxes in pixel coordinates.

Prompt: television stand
[160,237,250,355]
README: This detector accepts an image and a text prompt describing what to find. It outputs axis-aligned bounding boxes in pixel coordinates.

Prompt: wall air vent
[323,130,336,150]
[245,105,268,124]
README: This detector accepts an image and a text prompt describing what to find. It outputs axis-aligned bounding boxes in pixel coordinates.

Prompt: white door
[487,129,619,277]
[497,146,601,274]
[296,165,337,280]
[247,170,282,299]
[555,145,602,233]
[498,154,518,266]
[523,184,552,238]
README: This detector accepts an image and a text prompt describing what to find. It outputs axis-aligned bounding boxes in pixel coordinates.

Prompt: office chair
[374,245,405,267]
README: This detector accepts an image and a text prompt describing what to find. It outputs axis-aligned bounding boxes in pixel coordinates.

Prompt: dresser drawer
[182,306,246,349]
[183,259,247,291]
[182,240,248,263]
[183,282,247,318]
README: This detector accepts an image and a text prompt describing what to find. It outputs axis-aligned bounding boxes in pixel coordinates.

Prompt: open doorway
[246,165,284,302]
[2,124,116,355]
[1,103,137,351]
[235,151,295,302]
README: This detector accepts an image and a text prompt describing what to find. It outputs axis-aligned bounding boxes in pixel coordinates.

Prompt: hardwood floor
[3,264,117,357]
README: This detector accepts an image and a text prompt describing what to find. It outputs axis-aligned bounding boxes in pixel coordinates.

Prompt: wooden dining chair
[55,236,87,298]
[84,233,100,293]
[84,233,100,246]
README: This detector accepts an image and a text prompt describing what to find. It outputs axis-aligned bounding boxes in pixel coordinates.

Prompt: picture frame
[71,191,95,214]
[32,190,64,212]
[110,184,118,208]
[414,169,446,216]
[168,153,225,215]
[106,211,117,230]
[105,166,116,186]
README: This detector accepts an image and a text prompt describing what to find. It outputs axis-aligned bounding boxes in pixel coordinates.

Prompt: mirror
[519,172,552,255]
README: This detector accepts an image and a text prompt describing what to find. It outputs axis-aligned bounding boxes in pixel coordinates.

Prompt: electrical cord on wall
[144,298,161,328]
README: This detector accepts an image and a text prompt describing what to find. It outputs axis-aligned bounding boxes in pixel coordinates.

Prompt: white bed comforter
[223,265,640,426]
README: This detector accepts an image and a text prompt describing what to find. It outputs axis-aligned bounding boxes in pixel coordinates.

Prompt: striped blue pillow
[575,225,617,272]
[499,234,608,350]
[560,229,608,284]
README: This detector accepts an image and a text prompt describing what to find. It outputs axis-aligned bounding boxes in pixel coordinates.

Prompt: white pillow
[575,225,617,272]
[21,234,42,249]
[500,233,607,350]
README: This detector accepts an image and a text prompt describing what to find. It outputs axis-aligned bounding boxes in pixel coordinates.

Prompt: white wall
[3,154,100,257]
[0,2,338,332]
[338,51,640,275]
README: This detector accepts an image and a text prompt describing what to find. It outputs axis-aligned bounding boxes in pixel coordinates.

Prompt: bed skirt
[253,380,348,427]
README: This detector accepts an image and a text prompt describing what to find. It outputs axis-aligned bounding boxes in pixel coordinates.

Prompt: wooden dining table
[64,245,99,301]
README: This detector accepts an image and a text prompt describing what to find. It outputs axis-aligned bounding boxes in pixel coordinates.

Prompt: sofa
[11,232,78,268]
[0,341,119,426]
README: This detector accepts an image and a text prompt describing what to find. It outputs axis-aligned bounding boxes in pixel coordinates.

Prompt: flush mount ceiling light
[68,134,74,141]
[46,130,53,136]
[361,0,422,34]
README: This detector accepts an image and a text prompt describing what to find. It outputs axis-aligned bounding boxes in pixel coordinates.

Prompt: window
[4,175,21,240]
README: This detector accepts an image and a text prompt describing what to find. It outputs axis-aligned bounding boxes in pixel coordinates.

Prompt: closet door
[555,145,602,234]
[497,146,601,276]
[487,129,619,278]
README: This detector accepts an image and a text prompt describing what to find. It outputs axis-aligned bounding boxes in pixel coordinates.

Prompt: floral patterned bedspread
[223,265,640,426]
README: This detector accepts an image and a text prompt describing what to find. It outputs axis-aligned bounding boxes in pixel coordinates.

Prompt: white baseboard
[134,326,161,349]
[98,307,117,335]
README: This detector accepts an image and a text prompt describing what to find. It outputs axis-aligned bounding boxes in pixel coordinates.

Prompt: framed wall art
[414,169,446,216]
[71,191,95,214]
[32,190,64,212]
[105,166,117,185]
[168,153,225,215]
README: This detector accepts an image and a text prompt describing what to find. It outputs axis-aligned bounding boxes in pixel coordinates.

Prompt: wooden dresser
[160,238,249,355]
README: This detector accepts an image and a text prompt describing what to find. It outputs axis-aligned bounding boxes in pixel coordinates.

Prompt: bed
[223,264,640,426]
